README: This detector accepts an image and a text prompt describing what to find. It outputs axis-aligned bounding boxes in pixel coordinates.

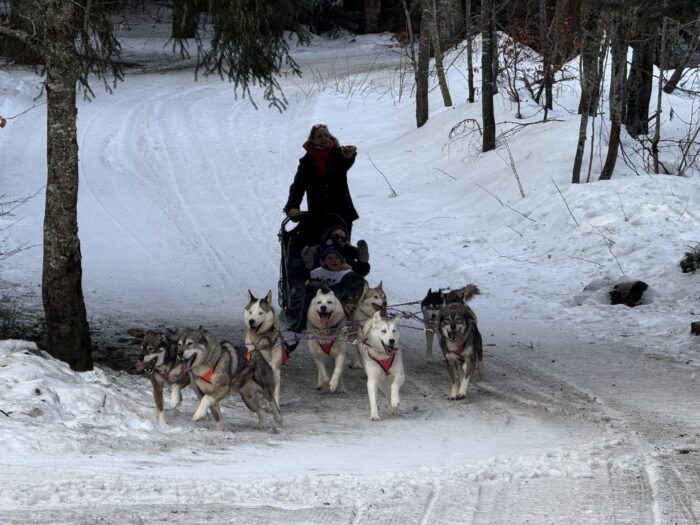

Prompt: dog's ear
[248,289,256,302]
[265,290,273,303]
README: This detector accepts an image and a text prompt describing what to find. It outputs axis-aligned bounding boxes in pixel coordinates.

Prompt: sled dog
[131,328,195,425]
[243,290,290,405]
[178,327,282,430]
[437,284,484,399]
[359,312,405,421]
[348,281,387,368]
[306,289,348,393]
[420,288,445,362]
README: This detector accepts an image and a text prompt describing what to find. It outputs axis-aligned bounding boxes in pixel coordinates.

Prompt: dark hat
[319,242,345,263]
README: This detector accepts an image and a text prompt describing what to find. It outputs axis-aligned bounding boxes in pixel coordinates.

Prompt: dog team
[132,282,483,429]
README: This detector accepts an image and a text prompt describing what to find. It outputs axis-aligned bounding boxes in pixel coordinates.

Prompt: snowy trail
[3,323,698,524]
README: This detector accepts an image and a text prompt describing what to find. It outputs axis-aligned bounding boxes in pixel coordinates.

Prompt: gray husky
[131,328,196,425]
[437,284,484,400]
[178,327,282,430]
[349,281,387,368]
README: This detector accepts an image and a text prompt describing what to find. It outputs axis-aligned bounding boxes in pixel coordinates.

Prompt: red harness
[368,353,395,375]
[319,341,335,355]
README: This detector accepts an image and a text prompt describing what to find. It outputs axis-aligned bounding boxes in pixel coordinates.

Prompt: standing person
[283,124,359,236]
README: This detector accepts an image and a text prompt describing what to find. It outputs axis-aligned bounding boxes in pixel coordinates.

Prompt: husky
[305,289,348,393]
[420,288,445,363]
[178,327,282,430]
[243,290,292,406]
[348,281,387,368]
[437,284,484,400]
[131,328,195,425]
[359,312,405,421]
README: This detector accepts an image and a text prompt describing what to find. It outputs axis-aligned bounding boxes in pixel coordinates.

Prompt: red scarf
[303,140,334,177]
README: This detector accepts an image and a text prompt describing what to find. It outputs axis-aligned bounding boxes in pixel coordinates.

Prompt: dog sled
[278,211,362,326]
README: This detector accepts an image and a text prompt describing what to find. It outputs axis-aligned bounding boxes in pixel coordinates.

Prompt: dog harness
[367,352,395,375]
[199,354,224,384]
[319,340,335,355]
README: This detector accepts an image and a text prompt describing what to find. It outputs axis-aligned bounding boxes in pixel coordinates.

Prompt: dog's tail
[462,284,480,303]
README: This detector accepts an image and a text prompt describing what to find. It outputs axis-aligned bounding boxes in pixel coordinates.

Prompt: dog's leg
[261,384,283,425]
[457,360,475,399]
[444,360,458,400]
[273,366,281,406]
[209,401,223,431]
[367,376,380,421]
[239,386,266,430]
[169,383,183,409]
[313,355,329,390]
[150,377,166,425]
[192,394,217,422]
[425,329,434,362]
[329,349,346,393]
[388,378,401,416]
[475,327,485,380]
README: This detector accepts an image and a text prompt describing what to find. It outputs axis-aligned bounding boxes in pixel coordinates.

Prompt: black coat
[284,147,359,229]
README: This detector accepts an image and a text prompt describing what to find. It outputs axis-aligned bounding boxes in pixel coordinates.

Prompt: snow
[1,10,700,524]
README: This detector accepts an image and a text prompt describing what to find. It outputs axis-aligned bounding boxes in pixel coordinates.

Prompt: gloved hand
[287,208,302,221]
[340,145,357,159]
[357,239,369,263]
[301,245,319,269]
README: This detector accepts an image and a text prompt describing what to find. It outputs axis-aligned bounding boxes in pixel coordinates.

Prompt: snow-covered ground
[1,10,699,524]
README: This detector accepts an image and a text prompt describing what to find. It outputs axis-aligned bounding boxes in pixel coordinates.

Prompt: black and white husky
[436,284,484,400]
[359,312,405,421]
[243,290,288,406]
[420,288,444,362]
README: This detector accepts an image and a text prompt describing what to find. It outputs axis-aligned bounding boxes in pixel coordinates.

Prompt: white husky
[306,289,348,393]
[359,312,405,421]
[243,290,284,405]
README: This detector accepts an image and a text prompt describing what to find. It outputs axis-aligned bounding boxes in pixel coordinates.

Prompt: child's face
[323,253,342,270]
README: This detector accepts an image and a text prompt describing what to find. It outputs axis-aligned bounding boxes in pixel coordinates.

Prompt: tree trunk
[465,0,476,103]
[652,18,667,174]
[431,0,452,107]
[572,0,602,183]
[624,21,656,137]
[416,0,431,127]
[43,1,93,371]
[481,0,496,152]
[600,10,628,181]
[538,0,554,117]
[364,0,381,33]
[172,0,200,39]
